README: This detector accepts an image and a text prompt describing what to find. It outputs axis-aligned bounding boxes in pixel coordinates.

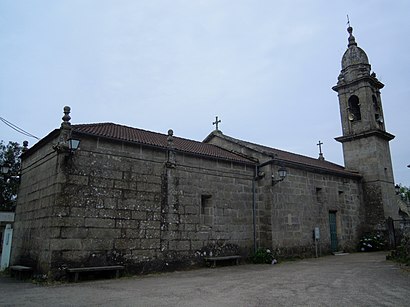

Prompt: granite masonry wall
[12,131,365,278]
[11,134,64,271]
[342,135,397,226]
[268,167,364,257]
[12,134,255,277]
[206,133,365,257]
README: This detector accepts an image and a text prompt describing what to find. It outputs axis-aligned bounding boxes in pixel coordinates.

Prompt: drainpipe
[252,165,257,253]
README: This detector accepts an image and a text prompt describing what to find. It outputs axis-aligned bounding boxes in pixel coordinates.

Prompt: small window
[372,95,380,110]
[348,95,361,121]
[200,195,213,226]
[316,187,323,203]
[338,191,345,204]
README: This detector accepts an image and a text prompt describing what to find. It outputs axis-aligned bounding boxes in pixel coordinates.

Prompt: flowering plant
[359,233,386,252]
[251,248,277,264]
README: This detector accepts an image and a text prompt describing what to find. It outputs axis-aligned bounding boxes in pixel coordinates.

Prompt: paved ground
[1,252,409,306]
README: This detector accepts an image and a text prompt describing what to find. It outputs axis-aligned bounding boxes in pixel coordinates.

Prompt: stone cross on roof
[213,116,221,131]
[317,140,325,161]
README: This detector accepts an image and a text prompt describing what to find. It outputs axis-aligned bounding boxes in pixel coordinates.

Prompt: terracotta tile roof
[72,123,254,164]
[255,142,356,176]
[206,132,360,177]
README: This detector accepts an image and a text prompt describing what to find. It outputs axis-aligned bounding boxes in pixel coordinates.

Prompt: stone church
[10,27,401,277]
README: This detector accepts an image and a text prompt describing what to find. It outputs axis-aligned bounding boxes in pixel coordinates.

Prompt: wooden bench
[66,265,125,282]
[9,265,33,280]
[204,255,241,268]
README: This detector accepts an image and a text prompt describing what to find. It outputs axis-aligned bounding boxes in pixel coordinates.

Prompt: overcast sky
[1,0,409,185]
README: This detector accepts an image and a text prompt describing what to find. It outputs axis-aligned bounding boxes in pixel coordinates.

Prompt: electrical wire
[0,116,40,140]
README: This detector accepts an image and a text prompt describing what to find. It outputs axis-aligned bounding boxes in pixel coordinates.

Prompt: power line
[0,116,40,140]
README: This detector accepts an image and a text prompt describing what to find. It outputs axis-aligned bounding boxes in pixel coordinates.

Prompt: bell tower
[333,26,398,227]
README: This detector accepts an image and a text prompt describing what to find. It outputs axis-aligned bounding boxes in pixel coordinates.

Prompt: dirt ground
[1,252,409,306]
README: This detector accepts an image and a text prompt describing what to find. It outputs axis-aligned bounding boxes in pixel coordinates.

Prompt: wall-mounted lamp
[395,184,401,195]
[272,166,287,185]
[67,138,81,152]
[1,163,10,175]
[53,138,81,156]
[1,162,20,181]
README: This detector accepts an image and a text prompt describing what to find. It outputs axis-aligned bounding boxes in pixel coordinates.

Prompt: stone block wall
[12,130,365,277]
[342,135,397,224]
[11,134,63,271]
[268,167,363,256]
[13,134,255,276]
[206,132,365,256]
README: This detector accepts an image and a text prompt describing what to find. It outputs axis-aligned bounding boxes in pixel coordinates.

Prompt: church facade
[10,28,399,277]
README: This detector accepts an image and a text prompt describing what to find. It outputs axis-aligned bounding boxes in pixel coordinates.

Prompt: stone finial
[62,106,71,125]
[167,129,174,147]
[62,106,71,128]
[22,140,29,152]
[167,129,176,167]
[57,106,73,147]
[347,26,357,47]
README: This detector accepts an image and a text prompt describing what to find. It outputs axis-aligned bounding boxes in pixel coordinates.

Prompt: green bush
[359,233,386,252]
[389,234,410,266]
[251,248,277,264]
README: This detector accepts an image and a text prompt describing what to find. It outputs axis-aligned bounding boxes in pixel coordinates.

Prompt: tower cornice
[332,75,384,92]
[335,129,395,143]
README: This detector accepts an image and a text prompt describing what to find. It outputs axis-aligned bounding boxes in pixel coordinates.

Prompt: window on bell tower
[372,95,380,110]
[348,95,361,121]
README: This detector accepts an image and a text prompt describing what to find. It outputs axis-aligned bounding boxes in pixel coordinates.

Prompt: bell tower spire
[332,26,398,227]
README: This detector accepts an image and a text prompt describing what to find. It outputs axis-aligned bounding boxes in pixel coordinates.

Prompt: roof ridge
[220,133,343,166]
[72,122,254,164]
[73,122,230,147]
[204,132,357,177]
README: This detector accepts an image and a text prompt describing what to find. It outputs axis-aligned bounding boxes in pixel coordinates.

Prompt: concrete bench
[204,255,241,268]
[66,265,125,282]
[9,265,33,280]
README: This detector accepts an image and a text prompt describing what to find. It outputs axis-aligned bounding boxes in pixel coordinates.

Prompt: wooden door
[329,211,338,252]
